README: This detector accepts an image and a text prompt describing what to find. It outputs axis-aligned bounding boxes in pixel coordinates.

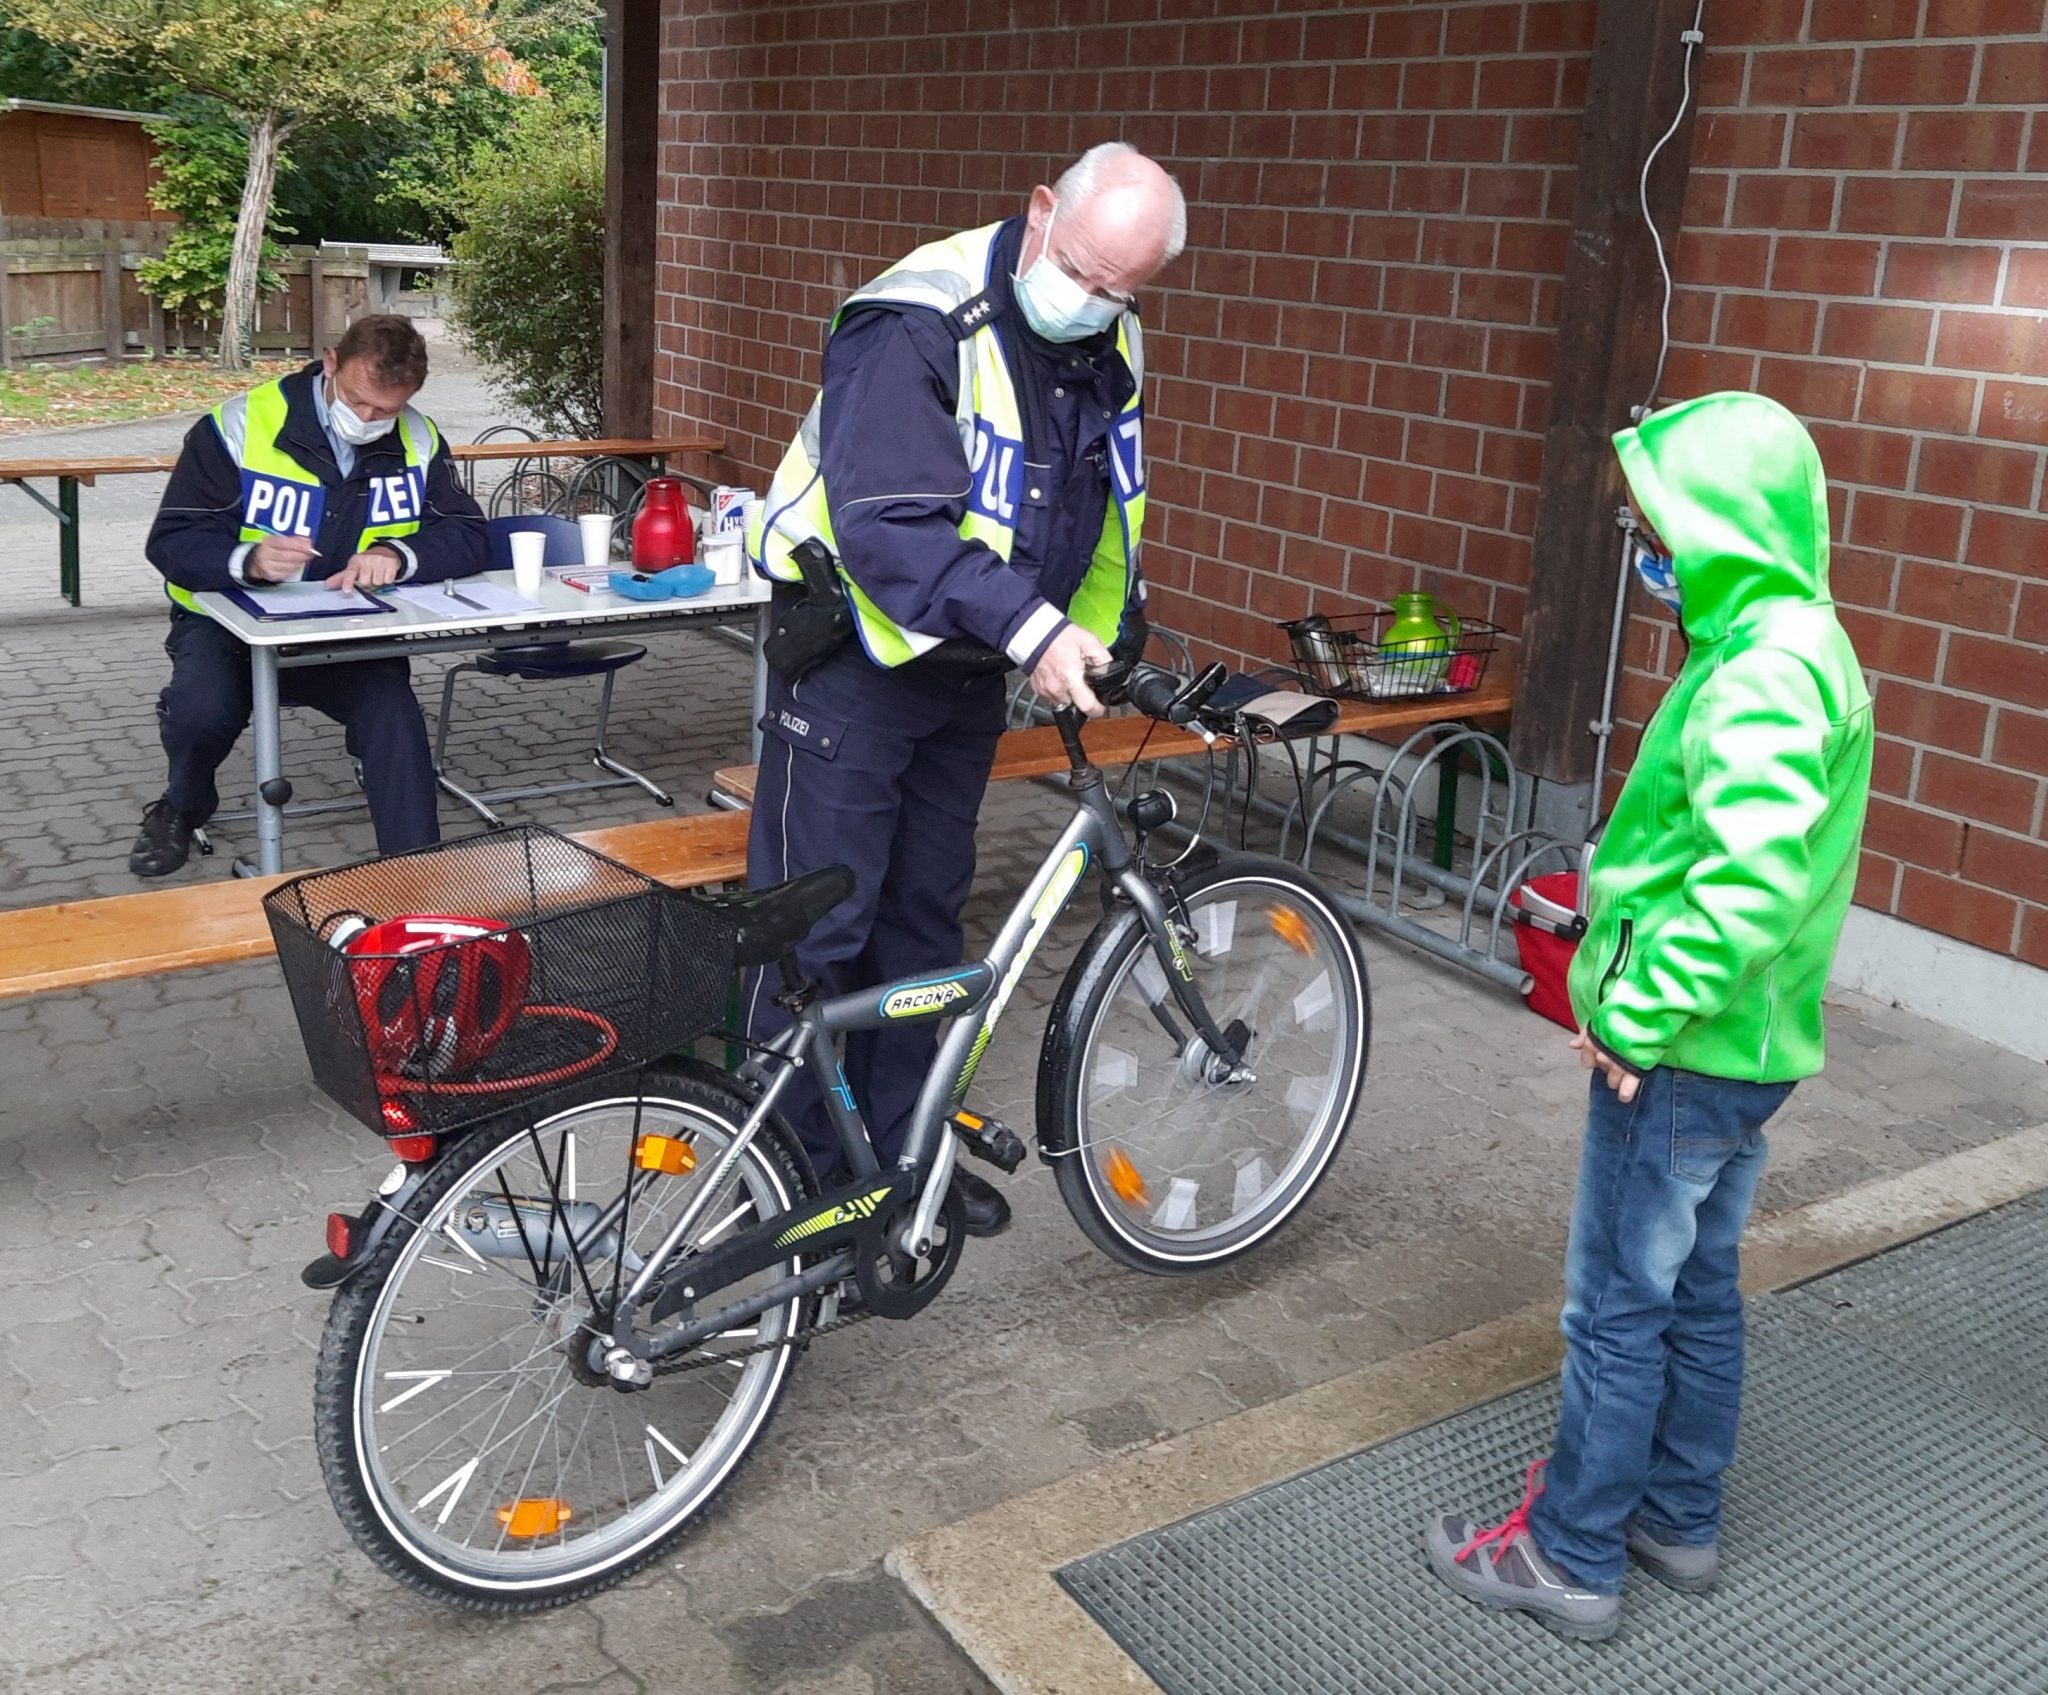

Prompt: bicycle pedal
[949,1109,1026,1174]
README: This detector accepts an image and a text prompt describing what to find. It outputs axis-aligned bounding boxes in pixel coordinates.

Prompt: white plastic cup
[703,530,745,586]
[509,529,547,599]
[577,512,613,568]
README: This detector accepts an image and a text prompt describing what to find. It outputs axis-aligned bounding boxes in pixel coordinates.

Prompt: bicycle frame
[604,723,1239,1362]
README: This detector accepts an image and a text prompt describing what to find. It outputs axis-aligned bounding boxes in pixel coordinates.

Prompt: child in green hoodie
[1424,392,1874,1641]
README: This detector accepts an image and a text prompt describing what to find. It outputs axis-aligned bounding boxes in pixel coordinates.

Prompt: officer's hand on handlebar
[1033,623,1112,718]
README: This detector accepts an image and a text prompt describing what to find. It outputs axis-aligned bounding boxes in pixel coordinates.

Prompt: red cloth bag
[1510,871,1583,1032]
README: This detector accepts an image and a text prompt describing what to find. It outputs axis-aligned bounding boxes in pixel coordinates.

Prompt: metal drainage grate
[1061,1203,2048,1695]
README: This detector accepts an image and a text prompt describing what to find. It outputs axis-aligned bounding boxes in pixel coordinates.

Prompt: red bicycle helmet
[343,915,531,1080]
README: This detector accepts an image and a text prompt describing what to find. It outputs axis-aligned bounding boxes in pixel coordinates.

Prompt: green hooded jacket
[1569,392,1874,1082]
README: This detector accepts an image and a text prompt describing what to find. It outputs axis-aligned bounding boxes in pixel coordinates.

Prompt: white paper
[387,582,540,619]
[239,581,388,614]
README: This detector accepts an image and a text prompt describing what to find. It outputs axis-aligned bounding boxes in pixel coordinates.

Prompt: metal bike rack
[1293,721,1580,994]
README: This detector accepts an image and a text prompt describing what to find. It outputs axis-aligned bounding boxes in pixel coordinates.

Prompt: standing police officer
[744,143,1187,1233]
[129,315,488,877]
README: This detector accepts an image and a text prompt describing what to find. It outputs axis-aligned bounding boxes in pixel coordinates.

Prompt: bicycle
[298,660,1371,1611]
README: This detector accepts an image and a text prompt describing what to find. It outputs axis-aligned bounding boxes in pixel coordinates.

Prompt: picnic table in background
[0,431,725,606]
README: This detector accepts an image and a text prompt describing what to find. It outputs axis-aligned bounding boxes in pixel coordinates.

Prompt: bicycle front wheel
[1038,853,1369,1274]
[314,1061,815,1612]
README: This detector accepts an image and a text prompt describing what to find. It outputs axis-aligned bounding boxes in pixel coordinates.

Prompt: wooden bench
[711,674,1517,807]
[0,810,750,1002]
[0,434,724,607]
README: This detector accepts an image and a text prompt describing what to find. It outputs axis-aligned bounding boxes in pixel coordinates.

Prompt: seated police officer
[129,315,487,877]
[744,143,1186,1236]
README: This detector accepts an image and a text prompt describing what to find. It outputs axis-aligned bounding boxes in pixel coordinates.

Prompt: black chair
[432,515,674,825]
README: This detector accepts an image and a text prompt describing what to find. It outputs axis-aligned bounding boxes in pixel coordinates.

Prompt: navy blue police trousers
[157,607,441,854]
[742,647,1008,1179]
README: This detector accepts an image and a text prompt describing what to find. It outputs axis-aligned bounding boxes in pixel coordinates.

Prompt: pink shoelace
[1454,1459,1547,1567]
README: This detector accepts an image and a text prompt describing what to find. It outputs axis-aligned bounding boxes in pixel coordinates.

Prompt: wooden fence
[0,240,370,368]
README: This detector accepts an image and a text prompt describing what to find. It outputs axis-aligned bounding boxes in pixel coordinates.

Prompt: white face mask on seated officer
[327,380,398,447]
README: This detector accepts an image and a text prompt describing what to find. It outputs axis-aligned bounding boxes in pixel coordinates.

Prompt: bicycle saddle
[699,865,857,967]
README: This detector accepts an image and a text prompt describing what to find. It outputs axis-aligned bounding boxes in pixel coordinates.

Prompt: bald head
[1019,143,1186,303]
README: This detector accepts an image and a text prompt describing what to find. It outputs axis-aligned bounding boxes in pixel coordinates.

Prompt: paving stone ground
[4,342,2045,1691]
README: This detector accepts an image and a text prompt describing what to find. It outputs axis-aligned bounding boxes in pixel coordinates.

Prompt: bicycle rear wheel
[314,1060,815,1611]
[1038,854,1369,1274]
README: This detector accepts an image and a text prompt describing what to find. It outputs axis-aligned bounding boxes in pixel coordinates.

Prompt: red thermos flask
[631,477,695,570]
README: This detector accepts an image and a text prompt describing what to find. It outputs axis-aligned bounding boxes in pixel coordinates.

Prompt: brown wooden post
[602,0,660,438]
[0,260,14,371]
[308,254,326,360]
[1511,0,1704,792]
[148,294,168,361]
[101,250,125,362]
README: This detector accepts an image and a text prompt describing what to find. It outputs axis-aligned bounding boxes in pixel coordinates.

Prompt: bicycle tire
[1036,853,1370,1275]
[313,1057,816,1613]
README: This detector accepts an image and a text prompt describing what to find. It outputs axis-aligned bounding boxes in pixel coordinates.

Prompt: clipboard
[221,583,397,622]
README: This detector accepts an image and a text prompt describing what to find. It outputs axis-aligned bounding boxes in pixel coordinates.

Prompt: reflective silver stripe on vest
[843,265,977,315]
[213,392,250,460]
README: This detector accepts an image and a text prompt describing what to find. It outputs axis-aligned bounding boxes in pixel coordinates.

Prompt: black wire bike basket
[265,825,738,1138]
[1279,610,1501,702]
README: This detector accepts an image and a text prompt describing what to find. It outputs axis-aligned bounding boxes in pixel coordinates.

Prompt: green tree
[446,105,603,435]
[7,0,589,370]
[136,101,293,319]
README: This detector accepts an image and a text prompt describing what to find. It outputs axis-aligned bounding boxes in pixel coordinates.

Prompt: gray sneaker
[1422,1463,1621,1642]
[1627,1522,1720,1593]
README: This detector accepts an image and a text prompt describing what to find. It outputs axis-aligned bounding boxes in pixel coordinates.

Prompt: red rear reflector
[326,1212,353,1258]
[381,1099,416,1131]
[386,1134,438,1163]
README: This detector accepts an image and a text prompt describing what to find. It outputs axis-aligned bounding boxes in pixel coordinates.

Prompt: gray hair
[1054,142,1187,261]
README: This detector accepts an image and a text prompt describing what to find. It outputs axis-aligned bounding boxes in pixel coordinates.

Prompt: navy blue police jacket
[818,216,1146,675]
[146,361,488,597]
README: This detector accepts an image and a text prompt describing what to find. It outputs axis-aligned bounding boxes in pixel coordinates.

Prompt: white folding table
[194,570,773,875]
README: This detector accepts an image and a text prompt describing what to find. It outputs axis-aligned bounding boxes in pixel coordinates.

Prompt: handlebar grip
[1126,663,1184,721]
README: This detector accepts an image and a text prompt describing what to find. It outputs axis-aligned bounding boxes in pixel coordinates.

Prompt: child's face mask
[1632,540,1683,615]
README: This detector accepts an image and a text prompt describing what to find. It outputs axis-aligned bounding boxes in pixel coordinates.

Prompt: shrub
[447,108,604,436]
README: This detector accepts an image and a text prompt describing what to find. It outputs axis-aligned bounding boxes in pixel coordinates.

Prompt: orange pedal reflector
[634,1133,696,1176]
[496,1498,573,1539]
[1104,1147,1151,1209]
[1269,904,1315,955]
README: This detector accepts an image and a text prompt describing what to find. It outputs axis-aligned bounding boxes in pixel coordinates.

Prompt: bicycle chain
[653,1287,874,1376]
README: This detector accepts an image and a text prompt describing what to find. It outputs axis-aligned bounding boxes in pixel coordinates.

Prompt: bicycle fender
[301,1160,438,1291]
[1034,901,1145,1165]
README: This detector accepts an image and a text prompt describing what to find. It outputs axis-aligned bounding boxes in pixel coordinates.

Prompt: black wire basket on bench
[1279,609,1502,702]
[264,825,739,1139]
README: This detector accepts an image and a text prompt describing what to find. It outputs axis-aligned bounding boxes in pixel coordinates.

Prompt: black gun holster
[761,537,857,684]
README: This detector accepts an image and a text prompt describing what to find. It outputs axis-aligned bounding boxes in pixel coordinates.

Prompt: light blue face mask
[1014,200,1127,343]
[1633,541,1683,615]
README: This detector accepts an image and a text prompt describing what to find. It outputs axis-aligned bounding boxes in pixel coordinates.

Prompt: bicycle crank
[852,1185,964,1319]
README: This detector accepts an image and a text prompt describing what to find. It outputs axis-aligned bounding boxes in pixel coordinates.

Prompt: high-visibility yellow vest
[167,376,436,615]
[746,223,1146,668]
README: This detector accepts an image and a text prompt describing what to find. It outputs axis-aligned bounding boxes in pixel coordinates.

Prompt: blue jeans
[1528,1067,1794,1592]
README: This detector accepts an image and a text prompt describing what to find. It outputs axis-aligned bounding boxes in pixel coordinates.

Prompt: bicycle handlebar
[1088,658,1228,725]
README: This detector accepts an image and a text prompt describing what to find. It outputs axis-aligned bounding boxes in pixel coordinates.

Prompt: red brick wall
[1640,2,2048,965]
[655,0,1595,654]
[653,0,2047,964]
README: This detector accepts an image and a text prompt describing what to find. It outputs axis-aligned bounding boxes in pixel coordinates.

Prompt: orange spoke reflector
[496,1498,573,1539]
[1268,905,1315,954]
[1105,1147,1151,1209]
[634,1133,696,1176]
